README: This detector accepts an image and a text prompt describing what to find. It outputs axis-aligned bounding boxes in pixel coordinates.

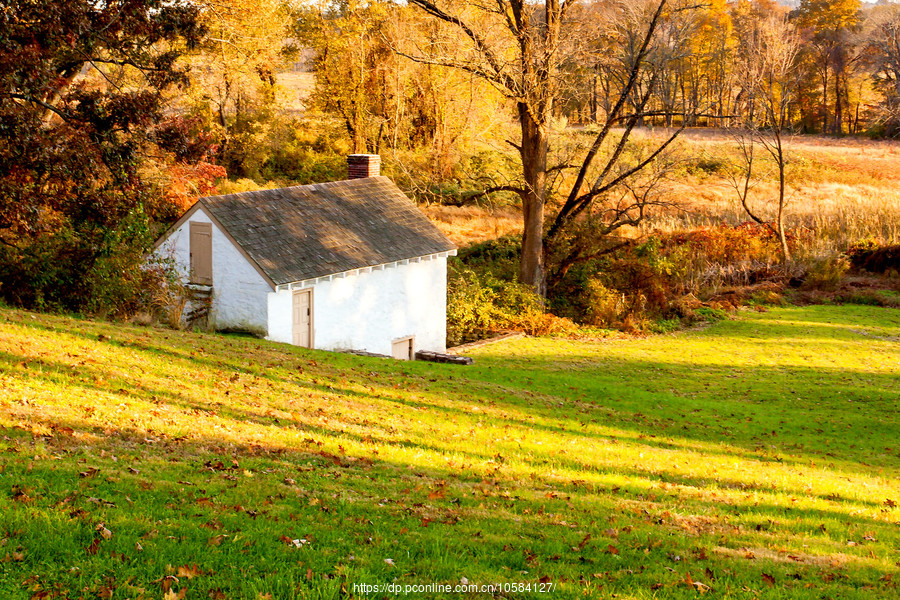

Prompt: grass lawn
[0,304,898,599]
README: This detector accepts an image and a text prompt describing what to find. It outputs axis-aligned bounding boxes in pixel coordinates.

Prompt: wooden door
[392,337,413,360]
[292,290,312,348]
[189,222,213,285]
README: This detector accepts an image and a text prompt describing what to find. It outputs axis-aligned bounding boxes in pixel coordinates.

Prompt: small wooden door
[292,290,312,348]
[392,337,413,360]
[189,222,213,285]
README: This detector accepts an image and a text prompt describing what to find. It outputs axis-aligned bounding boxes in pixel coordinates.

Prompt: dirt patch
[714,546,856,569]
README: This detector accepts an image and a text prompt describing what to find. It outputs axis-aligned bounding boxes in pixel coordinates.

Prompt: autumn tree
[181,0,293,177]
[686,0,734,123]
[798,0,862,133]
[864,4,900,135]
[404,0,701,294]
[0,1,204,311]
[294,0,394,154]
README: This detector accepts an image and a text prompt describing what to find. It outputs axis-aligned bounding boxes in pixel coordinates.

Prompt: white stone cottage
[152,155,457,358]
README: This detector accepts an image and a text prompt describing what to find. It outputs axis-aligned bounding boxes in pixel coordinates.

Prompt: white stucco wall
[267,256,448,355]
[154,209,272,335]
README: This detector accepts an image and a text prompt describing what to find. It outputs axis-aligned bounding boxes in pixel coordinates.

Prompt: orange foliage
[165,162,227,212]
[669,223,803,263]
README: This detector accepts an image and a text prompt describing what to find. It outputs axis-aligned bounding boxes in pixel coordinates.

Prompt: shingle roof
[198,176,456,286]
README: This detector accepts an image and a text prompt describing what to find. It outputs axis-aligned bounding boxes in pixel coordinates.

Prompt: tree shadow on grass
[2,306,899,597]
[1,412,897,600]
[1,340,896,508]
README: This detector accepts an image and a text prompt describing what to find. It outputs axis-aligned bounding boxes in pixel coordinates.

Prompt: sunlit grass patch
[0,304,898,598]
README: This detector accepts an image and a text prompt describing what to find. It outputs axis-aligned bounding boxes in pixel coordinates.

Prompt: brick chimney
[347,154,381,179]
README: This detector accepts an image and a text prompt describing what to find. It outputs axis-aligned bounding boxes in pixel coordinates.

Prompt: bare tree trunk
[774,132,791,261]
[518,107,547,296]
[821,66,828,133]
[833,67,843,134]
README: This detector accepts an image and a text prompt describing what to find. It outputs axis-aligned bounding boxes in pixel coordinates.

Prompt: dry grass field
[661,130,900,245]
[421,205,523,247]
[423,130,900,250]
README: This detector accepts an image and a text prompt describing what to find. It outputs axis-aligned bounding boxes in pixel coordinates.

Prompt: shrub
[446,265,498,345]
[846,242,900,274]
[584,280,627,327]
[512,312,579,337]
[446,261,562,345]
[801,254,849,291]
[456,235,521,282]
[0,206,175,319]
[145,256,188,329]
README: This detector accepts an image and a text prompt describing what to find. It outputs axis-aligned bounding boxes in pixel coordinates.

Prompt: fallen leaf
[762,572,775,587]
[574,534,591,551]
[86,538,101,555]
[177,565,203,579]
[159,575,179,593]
[208,535,226,546]
[607,544,619,555]
[684,573,711,594]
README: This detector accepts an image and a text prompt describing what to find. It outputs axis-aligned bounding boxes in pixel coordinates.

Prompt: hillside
[0,305,898,599]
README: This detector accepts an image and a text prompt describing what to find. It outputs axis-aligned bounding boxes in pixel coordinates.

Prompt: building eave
[274,249,457,292]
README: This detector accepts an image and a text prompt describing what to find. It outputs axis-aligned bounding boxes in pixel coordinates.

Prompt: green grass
[0,305,898,599]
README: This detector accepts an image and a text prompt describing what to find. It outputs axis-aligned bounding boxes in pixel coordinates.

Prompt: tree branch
[407,0,520,95]
[7,93,69,121]
[555,0,669,227]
